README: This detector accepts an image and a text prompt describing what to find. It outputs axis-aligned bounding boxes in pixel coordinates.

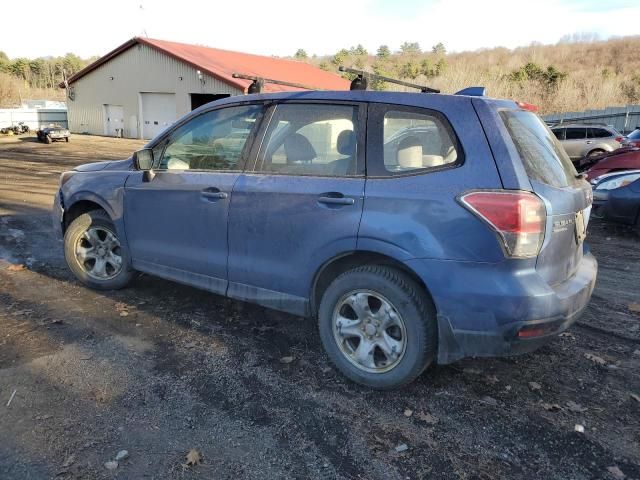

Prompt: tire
[44,135,51,144]
[587,148,605,158]
[318,265,437,389]
[64,210,135,290]
[65,137,69,142]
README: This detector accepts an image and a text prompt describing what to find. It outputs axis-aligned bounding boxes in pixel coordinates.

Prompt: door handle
[585,140,593,144]
[318,194,355,206]
[201,188,228,200]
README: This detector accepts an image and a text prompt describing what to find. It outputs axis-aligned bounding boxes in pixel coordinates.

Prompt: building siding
[66,43,243,138]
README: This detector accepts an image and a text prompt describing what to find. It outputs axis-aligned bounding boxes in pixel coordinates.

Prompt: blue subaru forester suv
[53,90,597,389]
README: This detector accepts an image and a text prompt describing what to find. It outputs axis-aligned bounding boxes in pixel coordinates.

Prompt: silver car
[551,124,622,163]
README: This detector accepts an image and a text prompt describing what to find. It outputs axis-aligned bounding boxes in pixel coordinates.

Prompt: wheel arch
[310,250,435,318]
[63,195,114,233]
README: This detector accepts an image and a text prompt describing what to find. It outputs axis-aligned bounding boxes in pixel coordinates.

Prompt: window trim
[151,102,267,173]
[366,103,464,178]
[247,100,367,178]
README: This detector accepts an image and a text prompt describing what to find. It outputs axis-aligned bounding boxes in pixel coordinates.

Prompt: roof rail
[232,73,316,94]
[455,87,486,97]
[338,66,440,93]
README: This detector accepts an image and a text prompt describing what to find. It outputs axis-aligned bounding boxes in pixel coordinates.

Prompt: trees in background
[0,52,95,106]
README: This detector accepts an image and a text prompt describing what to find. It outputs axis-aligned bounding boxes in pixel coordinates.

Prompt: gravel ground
[0,134,639,480]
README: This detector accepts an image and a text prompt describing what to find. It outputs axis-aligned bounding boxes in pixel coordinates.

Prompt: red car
[585,147,640,181]
[621,129,640,148]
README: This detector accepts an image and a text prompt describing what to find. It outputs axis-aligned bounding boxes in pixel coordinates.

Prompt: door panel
[227,102,366,314]
[123,103,264,293]
[124,171,239,292]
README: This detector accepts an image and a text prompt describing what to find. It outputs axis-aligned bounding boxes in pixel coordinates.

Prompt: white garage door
[104,104,124,137]
[141,93,177,139]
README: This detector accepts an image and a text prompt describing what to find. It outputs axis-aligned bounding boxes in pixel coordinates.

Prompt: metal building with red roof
[63,37,349,139]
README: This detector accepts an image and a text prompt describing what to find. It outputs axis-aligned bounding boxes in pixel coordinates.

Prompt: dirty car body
[53,90,597,388]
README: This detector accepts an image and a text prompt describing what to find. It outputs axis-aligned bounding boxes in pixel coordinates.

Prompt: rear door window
[255,103,360,177]
[551,128,565,140]
[588,128,611,139]
[565,128,586,140]
[500,110,578,188]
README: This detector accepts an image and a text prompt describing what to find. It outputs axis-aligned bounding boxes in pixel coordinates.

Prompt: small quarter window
[383,111,458,174]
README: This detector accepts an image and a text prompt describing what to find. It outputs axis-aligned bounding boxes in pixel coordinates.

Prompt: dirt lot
[0,134,639,480]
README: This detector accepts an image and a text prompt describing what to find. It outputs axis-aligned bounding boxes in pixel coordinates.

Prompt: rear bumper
[405,251,597,364]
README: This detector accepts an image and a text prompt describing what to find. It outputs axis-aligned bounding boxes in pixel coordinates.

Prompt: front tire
[318,265,437,389]
[44,135,51,144]
[64,210,134,290]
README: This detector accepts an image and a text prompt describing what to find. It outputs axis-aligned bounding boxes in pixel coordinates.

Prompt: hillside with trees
[1,36,639,114]
[300,35,640,114]
[0,52,96,107]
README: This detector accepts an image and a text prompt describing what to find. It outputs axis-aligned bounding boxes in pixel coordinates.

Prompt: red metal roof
[64,37,349,93]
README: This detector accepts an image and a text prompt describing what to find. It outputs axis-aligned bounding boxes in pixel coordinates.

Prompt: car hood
[73,158,134,172]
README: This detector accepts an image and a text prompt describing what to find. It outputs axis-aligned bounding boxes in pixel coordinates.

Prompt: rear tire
[65,137,69,142]
[44,135,51,144]
[64,210,134,290]
[587,148,605,158]
[318,265,437,389]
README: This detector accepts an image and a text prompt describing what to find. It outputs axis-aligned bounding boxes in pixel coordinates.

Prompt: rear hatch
[500,109,592,285]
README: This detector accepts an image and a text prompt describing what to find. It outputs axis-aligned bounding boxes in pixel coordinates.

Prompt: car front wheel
[318,265,437,389]
[64,210,134,290]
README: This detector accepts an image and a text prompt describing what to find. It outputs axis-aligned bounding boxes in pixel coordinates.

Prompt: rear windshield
[628,129,640,139]
[500,110,578,188]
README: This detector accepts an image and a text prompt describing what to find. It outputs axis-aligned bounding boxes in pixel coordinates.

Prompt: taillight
[615,136,623,143]
[459,191,546,258]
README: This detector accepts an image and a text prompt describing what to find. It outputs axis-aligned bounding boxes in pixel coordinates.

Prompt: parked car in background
[585,147,640,180]
[621,128,640,148]
[53,91,597,389]
[591,169,640,232]
[37,125,70,144]
[551,124,623,164]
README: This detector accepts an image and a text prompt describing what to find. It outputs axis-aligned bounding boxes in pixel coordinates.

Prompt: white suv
[551,124,623,163]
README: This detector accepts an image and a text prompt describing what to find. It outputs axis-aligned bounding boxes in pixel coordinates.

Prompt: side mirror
[133,148,154,170]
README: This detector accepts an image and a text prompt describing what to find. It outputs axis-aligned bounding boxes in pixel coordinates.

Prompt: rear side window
[500,110,578,188]
[383,111,458,173]
[551,128,565,140]
[565,128,586,140]
[588,128,611,139]
[256,103,359,177]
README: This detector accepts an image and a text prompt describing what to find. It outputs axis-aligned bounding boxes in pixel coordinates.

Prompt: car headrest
[284,133,316,163]
[337,130,356,156]
[397,136,423,168]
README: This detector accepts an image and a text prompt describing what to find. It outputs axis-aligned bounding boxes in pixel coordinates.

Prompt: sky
[1,0,639,59]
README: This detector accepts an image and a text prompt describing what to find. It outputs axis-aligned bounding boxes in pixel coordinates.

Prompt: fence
[542,105,640,134]
[0,108,68,130]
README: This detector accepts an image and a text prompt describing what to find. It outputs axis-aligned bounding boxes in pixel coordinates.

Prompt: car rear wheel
[65,137,69,142]
[44,135,51,144]
[64,210,134,290]
[587,148,605,158]
[318,265,437,389]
